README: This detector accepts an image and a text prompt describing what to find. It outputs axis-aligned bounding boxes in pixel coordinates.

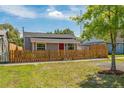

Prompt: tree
[54,29,63,34]
[54,28,74,35]
[46,32,53,34]
[62,28,74,35]
[47,28,74,35]
[0,23,23,46]
[72,5,124,72]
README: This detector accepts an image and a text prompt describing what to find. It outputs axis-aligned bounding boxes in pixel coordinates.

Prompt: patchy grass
[0,61,99,88]
[79,74,124,88]
[1,60,124,88]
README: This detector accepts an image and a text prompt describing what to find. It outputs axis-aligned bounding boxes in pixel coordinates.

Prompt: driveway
[97,62,124,71]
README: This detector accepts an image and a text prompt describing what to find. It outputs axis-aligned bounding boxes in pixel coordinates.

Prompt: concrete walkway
[1,58,124,71]
[0,58,108,66]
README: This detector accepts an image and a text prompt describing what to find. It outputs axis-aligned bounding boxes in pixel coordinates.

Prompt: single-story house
[23,32,80,51]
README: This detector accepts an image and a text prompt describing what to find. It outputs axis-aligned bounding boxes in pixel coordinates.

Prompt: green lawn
[108,54,124,58]
[108,55,124,63]
[1,60,124,88]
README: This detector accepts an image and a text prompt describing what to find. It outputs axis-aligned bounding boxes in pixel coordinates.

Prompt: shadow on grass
[0,62,9,64]
[79,74,124,88]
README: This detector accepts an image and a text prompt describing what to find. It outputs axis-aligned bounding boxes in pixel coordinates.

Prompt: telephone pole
[22,27,24,33]
[22,27,25,49]
[80,10,83,35]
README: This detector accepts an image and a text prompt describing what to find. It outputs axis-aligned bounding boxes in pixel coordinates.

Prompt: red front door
[59,43,64,50]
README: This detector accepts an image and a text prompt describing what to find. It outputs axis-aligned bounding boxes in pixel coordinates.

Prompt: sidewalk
[0,58,108,66]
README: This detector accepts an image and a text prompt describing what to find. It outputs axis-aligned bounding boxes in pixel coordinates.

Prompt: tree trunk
[111,42,116,71]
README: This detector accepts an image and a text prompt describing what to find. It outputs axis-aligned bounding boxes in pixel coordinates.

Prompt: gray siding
[47,43,58,50]
[24,37,32,50]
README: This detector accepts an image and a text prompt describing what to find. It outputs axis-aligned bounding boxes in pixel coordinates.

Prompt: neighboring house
[23,32,80,51]
[81,38,105,45]
[80,38,105,50]
[107,35,124,54]
[0,30,9,62]
[80,36,124,54]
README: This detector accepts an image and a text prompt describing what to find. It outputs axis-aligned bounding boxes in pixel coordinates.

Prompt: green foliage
[54,29,63,34]
[47,28,74,35]
[63,28,74,35]
[46,32,53,34]
[71,5,124,41]
[0,23,23,46]
[72,5,124,70]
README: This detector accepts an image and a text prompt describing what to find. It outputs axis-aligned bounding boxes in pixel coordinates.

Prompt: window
[68,44,74,50]
[37,43,45,50]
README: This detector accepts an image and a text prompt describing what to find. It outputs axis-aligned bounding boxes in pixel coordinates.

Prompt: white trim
[35,42,37,50]
[24,37,25,49]
[74,44,76,50]
[64,43,67,50]
[45,43,47,50]
[36,43,46,51]
[64,43,65,51]
[58,43,59,51]
[32,42,34,51]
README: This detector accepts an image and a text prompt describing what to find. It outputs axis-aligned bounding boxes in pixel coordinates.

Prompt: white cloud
[46,6,85,20]
[48,10,65,19]
[46,6,67,20]
[0,5,38,19]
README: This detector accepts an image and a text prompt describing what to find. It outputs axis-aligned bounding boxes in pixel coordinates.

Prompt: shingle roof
[23,32,76,39]
[30,38,80,44]
[81,38,105,45]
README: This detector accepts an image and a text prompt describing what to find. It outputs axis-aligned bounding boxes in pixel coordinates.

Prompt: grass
[1,60,124,88]
[0,61,99,88]
[108,54,124,58]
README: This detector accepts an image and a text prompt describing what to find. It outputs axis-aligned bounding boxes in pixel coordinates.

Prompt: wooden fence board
[9,44,108,63]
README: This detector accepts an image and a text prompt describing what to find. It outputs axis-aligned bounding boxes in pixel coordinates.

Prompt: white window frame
[36,43,46,50]
[67,43,75,50]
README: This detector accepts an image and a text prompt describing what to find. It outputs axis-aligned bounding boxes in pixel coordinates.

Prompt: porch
[31,42,78,51]
[30,37,79,51]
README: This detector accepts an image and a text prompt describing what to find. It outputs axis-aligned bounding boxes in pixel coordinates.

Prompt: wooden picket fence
[9,43,23,51]
[9,44,108,63]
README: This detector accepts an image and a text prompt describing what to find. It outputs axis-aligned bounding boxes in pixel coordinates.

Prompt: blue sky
[0,5,86,36]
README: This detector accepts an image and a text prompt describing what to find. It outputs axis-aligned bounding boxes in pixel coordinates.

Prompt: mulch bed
[98,70,124,75]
